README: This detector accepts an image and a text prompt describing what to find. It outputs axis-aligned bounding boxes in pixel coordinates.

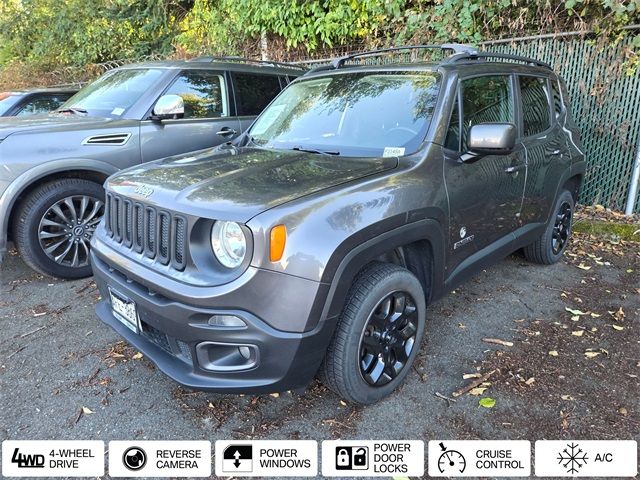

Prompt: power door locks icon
[336,446,369,470]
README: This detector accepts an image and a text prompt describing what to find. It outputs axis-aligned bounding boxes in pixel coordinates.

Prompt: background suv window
[164,70,227,118]
[232,73,282,116]
[461,75,514,150]
[519,76,551,136]
[15,94,72,116]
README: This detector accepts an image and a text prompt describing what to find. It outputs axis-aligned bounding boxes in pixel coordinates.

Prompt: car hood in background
[107,147,398,222]
[0,114,114,141]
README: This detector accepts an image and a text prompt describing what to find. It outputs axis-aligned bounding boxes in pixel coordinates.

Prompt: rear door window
[460,75,514,151]
[164,70,227,119]
[519,76,551,136]
[232,73,282,116]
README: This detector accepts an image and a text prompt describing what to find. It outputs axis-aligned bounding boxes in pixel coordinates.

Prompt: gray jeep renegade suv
[0,58,303,278]
[90,45,585,404]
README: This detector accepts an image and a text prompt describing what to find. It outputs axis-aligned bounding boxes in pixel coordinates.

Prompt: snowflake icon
[557,442,589,474]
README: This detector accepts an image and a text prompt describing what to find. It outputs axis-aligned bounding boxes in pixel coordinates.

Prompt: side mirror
[467,123,516,156]
[152,94,184,120]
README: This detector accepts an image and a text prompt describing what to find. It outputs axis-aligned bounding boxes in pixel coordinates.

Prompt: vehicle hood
[107,147,398,222]
[0,114,113,140]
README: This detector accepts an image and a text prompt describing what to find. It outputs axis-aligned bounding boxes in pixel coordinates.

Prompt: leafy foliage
[0,0,637,73]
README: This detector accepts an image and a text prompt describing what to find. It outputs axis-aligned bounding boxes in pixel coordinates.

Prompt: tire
[319,262,427,404]
[13,178,105,279]
[523,189,574,265]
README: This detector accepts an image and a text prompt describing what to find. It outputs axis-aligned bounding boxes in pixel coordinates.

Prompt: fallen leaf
[469,387,487,396]
[131,352,143,360]
[590,313,601,318]
[618,407,628,416]
[571,315,580,321]
[612,325,624,331]
[525,377,535,385]
[565,307,588,316]
[339,400,347,406]
[549,350,559,356]
[270,393,280,398]
[613,307,625,321]
[463,373,481,379]
[584,351,600,358]
[479,397,496,408]
[81,407,94,414]
[482,338,514,347]
[576,263,591,270]
[571,330,584,337]
[561,395,575,401]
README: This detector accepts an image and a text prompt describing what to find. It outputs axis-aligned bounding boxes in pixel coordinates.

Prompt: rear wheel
[523,189,574,265]
[320,262,426,404]
[13,179,105,279]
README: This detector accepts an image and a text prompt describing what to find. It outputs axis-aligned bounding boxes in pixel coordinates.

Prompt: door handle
[216,127,237,137]
[505,164,526,174]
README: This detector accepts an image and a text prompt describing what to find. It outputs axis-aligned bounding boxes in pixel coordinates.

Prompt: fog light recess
[196,342,258,372]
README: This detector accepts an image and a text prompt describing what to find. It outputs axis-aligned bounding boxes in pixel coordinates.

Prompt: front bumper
[91,251,336,394]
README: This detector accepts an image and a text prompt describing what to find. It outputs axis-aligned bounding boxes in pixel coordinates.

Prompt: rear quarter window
[519,75,552,137]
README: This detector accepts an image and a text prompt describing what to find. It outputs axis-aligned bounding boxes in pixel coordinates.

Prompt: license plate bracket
[108,287,140,334]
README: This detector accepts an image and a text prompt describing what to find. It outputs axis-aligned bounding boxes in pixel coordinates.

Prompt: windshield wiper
[55,106,88,115]
[292,146,340,156]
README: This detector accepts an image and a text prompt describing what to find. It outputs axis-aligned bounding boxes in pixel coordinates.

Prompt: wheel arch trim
[316,218,446,326]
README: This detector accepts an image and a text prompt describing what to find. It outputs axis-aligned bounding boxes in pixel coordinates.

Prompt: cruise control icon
[437,443,466,474]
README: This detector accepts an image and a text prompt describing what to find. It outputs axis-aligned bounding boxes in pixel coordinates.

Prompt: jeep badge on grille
[134,184,153,198]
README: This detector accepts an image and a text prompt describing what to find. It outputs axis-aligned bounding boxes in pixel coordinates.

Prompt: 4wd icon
[11,448,45,468]
[222,445,253,472]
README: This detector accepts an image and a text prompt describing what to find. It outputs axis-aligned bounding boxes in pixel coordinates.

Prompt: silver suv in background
[0,87,78,117]
[0,58,304,278]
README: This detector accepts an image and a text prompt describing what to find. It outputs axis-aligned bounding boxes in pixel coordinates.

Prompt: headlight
[211,221,246,268]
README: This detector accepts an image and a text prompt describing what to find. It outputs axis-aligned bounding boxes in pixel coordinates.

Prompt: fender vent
[82,133,131,146]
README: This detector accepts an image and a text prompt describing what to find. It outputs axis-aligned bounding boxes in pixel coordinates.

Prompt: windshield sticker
[383,147,405,157]
[111,107,125,116]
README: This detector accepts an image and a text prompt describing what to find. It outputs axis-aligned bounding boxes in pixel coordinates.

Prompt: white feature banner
[215,440,317,477]
[535,440,637,477]
[322,440,424,477]
[428,440,531,477]
[1,440,104,478]
[108,441,211,477]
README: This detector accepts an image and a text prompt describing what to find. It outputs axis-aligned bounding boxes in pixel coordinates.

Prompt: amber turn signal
[269,224,287,262]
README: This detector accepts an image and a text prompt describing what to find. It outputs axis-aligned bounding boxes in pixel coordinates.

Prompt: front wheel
[523,189,575,265]
[320,262,427,404]
[13,179,105,279]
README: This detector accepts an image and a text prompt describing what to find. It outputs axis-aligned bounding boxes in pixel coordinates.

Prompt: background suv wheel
[320,262,427,404]
[524,189,575,265]
[13,178,104,279]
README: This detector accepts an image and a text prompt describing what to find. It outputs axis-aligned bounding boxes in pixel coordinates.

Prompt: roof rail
[448,51,552,69]
[187,55,307,70]
[316,44,478,71]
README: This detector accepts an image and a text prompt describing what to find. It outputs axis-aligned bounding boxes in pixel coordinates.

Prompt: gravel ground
[0,230,638,478]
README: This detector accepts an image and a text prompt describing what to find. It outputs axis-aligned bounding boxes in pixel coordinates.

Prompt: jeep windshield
[60,68,164,118]
[249,71,440,157]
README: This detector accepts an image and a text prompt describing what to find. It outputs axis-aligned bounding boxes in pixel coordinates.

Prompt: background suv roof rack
[448,51,552,69]
[308,44,477,72]
[187,55,307,70]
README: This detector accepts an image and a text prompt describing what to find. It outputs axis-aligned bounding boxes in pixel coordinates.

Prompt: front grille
[104,192,187,270]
